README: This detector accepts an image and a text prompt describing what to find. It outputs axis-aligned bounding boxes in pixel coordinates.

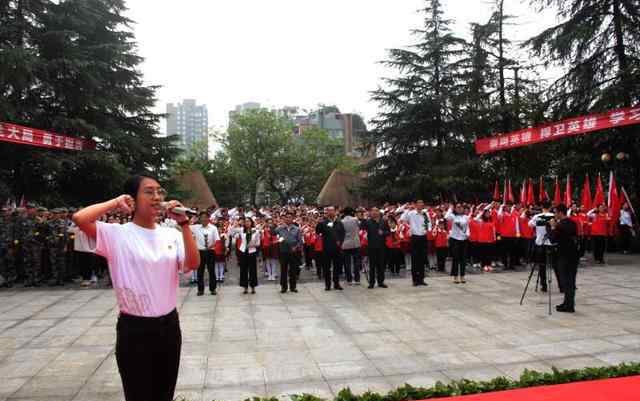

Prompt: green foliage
[180,362,640,401]
[0,0,179,206]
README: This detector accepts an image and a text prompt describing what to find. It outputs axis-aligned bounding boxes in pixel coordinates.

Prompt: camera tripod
[520,245,555,315]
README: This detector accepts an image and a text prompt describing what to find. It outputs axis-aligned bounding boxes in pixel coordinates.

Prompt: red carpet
[431,376,640,401]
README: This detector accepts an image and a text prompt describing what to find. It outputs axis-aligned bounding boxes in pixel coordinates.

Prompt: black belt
[118,308,178,327]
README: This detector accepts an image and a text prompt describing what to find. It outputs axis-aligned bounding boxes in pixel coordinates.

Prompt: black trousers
[500,237,518,269]
[323,252,342,289]
[280,252,299,291]
[410,235,427,284]
[557,255,578,309]
[477,242,494,267]
[535,245,559,291]
[75,250,95,281]
[197,250,216,293]
[368,247,386,285]
[436,247,448,272]
[303,245,314,267]
[238,252,258,288]
[315,251,324,279]
[592,236,606,262]
[343,248,361,283]
[116,309,181,401]
[386,248,402,274]
[619,225,633,253]
[450,239,467,277]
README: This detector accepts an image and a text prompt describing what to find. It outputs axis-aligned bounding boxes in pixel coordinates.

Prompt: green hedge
[176,362,640,401]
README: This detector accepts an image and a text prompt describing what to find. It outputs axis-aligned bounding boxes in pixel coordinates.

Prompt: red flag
[593,174,605,207]
[527,178,535,205]
[608,171,621,236]
[581,174,592,210]
[519,179,527,205]
[492,180,500,201]
[553,177,561,206]
[539,177,549,202]
[564,174,572,206]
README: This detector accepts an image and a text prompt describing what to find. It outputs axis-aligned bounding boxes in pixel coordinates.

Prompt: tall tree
[366,0,477,201]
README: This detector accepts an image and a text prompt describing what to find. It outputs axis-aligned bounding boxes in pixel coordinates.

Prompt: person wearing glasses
[72,174,200,401]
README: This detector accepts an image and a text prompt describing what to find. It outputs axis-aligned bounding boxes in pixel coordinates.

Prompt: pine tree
[366,0,474,201]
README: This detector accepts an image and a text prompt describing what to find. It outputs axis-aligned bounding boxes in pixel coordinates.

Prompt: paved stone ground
[1,255,640,401]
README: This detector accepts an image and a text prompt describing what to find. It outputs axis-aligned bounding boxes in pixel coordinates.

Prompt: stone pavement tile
[173,389,204,401]
[565,338,624,354]
[516,341,583,359]
[262,350,313,367]
[361,342,415,359]
[495,361,554,380]
[83,371,122,394]
[607,334,640,347]
[442,366,508,382]
[10,376,86,398]
[206,366,265,388]
[328,377,394,395]
[208,340,259,355]
[28,336,79,349]
[545,356,612,370]
[470,348,539,365]
[0,377,30,398]
[5,347,65,364]
[70,334,115,347]
[406,339,460,355]
[385,372,451,388]
[593,349,640,365]
[317,360,383,381]
[0,359,52,379]
[266,380,334,401]
[422,351,485,371]
[264,363,324,385]
[176,355,206,389]
[309,344,367,364]
[370,355,427,376]
[352,332,402,349]
[201,385,265,401]
[72,390,125,401]
[181,341,209,357]
[0,320,19,333]
[207,352,263,368]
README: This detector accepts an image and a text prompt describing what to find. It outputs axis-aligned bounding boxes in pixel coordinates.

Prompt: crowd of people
[2,198,634,294]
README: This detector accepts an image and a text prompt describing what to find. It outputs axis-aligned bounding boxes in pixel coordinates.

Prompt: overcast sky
[125,0,558,132]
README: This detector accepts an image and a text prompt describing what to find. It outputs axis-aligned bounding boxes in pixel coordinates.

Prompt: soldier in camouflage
[22,204,46,287]
[47,208,68,286]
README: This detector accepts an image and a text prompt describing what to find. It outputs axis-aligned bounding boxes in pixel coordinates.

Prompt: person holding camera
[548,204,579,313]
[528,202,557,293]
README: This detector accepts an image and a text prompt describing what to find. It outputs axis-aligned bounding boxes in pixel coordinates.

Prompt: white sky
[125,0,559,133]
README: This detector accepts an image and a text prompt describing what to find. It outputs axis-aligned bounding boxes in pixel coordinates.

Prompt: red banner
[475,106,640,154]
[0,122,96,151]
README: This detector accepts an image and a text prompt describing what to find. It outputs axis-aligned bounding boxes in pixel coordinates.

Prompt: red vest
[433,229,449,248]
[478,221,496,243]
[591,213,610,236]
[499,211,519,238]
[519,216,535,239]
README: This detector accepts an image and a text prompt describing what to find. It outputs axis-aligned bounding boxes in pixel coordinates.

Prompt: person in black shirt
[548,204,579,313]
[315,206,345,291]
[360,208,390,288]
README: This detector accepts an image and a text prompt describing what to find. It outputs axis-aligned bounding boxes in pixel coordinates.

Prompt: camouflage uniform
[0,211,17,287]
[22,206,46,286]
[47,208,68,285]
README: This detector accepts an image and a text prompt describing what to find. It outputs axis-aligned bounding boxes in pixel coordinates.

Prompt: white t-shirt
[95,221,185,317]
[69,224,96,253]
[190,224,220,250]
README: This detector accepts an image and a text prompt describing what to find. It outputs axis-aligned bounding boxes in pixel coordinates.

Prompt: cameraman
[548,204,579,313]
[528,202,557,293]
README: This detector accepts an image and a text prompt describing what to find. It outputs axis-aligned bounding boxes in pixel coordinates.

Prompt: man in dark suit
[360,207,390,288]
[315,206,345,291]
[548,204,579,313]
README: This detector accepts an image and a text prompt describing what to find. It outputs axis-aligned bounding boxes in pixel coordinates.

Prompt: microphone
[160,202,198,217]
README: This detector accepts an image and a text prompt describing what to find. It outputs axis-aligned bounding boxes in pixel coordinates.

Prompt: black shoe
[243,289,248,294]
[211,290,216,295]
[540,287,548,293]
[24,282,34,288]
[556,305,575,313]
[334,285,344,290]
[281,289,287,293]
[197,291,204,296]
[325,287,331,291]
[251,288,256,294]
[412,283,419,287]
[33,282,41,287]
[418,281,428,286]
[291,289,298,293]
[378,284,388,288]
[368,285,375,289]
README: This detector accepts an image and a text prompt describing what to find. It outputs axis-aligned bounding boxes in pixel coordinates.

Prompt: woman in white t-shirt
[72,175,199,401]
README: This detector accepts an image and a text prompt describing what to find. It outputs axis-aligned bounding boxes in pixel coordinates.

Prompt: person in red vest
[569,204,588,261]
[398,216,412,271]
[468,205,481,269]
[213,220,229,283]
[476,208,497,272]
[261,218,279,281]
[519,207,536,265]
[432,219,449,272]
[588,204,610,264]
[498,203,521,270]
[302,218,316,270]
[386,216,403,276]
[313,231,324,279]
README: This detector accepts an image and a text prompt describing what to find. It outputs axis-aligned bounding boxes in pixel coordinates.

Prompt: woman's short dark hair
[123,174,159,200]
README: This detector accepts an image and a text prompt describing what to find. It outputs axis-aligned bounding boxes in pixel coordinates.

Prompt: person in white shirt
[619,203,635,254]
[68,218,97,287]
[230,217,261,294]
[445,204,470,283]
[399,200,430,286]
[191,211,220,296]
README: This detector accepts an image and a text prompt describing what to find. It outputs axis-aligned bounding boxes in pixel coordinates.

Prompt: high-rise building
[166,99,208,152]
[228,102,261,124]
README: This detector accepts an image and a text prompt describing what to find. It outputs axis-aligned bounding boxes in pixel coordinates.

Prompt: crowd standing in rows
[0,198,635,292]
